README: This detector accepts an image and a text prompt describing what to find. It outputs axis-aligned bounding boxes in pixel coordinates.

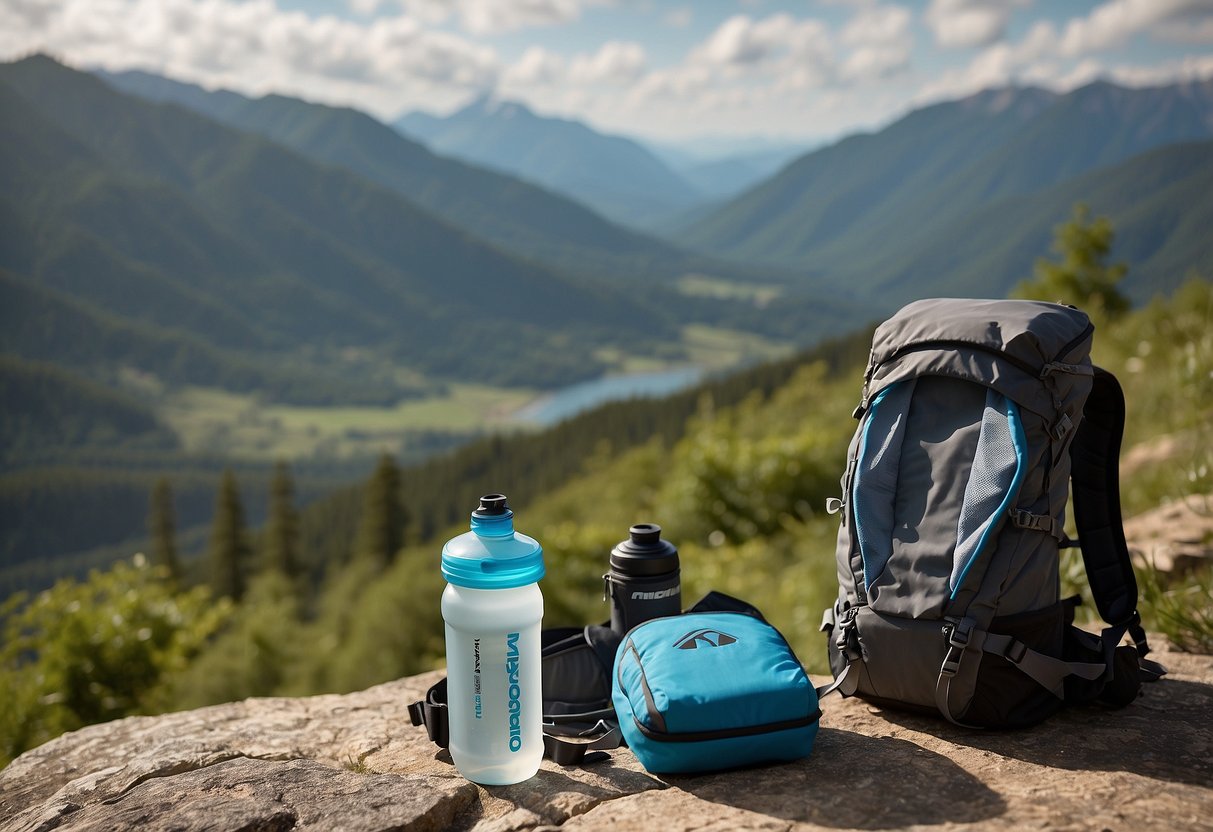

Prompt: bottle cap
[442,494,545,589]
[609,523,679,577]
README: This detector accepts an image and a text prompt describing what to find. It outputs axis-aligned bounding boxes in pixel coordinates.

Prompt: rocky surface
[1125,493,1213,574]
[2,642,1211,832]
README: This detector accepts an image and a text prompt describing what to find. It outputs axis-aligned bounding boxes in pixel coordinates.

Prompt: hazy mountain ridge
[95,66,842,332]
[679,79,1213,302]
[859,140,1213,299]
[98,69,698,283]
[395,94,703,227]
[2,56,676,393]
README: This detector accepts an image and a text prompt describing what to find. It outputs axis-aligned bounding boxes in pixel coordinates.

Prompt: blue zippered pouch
[612,610,820,773]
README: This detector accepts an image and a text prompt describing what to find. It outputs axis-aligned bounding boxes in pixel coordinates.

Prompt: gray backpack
[820,298,1164,727]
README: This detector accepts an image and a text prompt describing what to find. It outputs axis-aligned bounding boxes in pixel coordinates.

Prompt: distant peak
[461,92,533,120]
[958,85,1057,117]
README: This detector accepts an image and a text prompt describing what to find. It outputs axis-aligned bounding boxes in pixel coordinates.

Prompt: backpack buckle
[947,617,974,650]
[1002,639,1028,665]
[1051,413,1074,440]
[940,617,976,677]
[835,607,862,662]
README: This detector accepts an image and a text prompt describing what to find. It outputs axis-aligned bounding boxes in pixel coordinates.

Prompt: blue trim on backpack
[949,397,1028,599]
[854,384,895,590]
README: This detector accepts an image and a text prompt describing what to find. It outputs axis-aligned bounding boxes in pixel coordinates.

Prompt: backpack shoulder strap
[1069,366,1162,671]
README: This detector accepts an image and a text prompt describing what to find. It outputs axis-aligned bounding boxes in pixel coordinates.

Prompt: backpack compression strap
[1070,366,1164,678]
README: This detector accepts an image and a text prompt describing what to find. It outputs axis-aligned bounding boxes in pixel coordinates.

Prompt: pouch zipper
[629,709,821,743]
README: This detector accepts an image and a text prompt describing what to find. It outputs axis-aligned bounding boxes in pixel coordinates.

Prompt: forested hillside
[1,56,668,391]
[102,69,720,287]
[678,80,1213,303]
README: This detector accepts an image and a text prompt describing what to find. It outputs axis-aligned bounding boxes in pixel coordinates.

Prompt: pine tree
[147,477,181,584]
[1014,203,1130,319]
[209,469,249,601]
[353,453,406,568]
[263,460,300,581]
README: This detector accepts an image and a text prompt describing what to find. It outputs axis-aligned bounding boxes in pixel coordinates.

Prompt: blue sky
[4,1,1212,144]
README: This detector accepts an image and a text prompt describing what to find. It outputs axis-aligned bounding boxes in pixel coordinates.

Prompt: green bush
[0,556,228,766]
[157,571,302,710]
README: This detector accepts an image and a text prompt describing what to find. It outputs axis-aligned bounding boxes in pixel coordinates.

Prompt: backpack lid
[864,299,1094,421]
[871,299,1092,372]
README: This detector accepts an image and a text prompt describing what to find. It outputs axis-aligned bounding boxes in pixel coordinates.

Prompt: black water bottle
[604,523,681,635]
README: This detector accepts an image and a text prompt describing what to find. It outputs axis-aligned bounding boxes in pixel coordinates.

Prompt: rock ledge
[2,642,1211,831]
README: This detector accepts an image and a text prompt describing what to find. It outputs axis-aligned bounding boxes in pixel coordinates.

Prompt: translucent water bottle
[441,494,545,785]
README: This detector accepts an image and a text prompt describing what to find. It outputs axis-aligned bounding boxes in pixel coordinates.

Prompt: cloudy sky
[4,0,1213,143]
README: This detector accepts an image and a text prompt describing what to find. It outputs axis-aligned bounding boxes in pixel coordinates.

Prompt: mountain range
[97,69,700,286]
[1,56,678,397]
[677,81,1213,303]
[396,95,704,227]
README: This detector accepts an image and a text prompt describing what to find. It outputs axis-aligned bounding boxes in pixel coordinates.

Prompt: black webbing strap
[816,602,860,700]
[1069,367,1154,658]
[408,676,450,748]
[407,676,622,766]
[982,633,1105,696]
[542,721,623,766]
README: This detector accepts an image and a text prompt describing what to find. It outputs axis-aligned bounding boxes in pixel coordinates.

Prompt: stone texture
[3,645,1212,832]
[1124,493,1213,574]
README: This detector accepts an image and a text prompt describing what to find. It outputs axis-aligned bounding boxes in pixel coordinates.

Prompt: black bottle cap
[610,523,679,577]
[473,494,509,517]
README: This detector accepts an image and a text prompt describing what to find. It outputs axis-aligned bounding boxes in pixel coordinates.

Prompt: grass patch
[677,274,783,307]
[342,754,372,774]
[159,383,535,461]
[681,324,793,371]
[1138,559,1213,654]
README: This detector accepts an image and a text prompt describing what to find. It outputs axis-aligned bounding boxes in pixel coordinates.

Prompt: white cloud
[0,0,498,118]
[502,45,564,86]
[347,0,385,15]
[925,0,1031,49]
[1058,0,1213,56]
[915,0,1213,109]
[618,7,915,129]
[1,0,63,30]
[1102,53,1213,86]
[501,40,645,91]
[842,4,912,47]
[840,5,912,80]
[569,41,646,84]
[5,0,1210,143]
[398,0,606,35]
[627,63,714,103]
[1153,16,1213,43]
[690,13,834,74]
[664,6,692,28]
